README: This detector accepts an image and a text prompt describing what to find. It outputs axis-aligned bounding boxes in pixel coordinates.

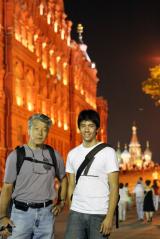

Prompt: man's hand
[100,216,113,236]
[0,216,15,238]
[51,201,65,216]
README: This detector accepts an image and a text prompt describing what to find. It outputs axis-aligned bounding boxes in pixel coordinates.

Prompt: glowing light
[152,171,159,180]
[58,120,62,128]
[64,123,68,131]
[47,12,51,25]
[15,33,21,42]
[28,44,34,52]
[91,62,96,68]
[42,61,47,69]
[56,56,61,62]
[16,96,23,106]
[34,34,38,41]
[42,42,46,48]
[63,78,67,85]
[39,3,44,16]
[49,67,54,75]
[54,21,58,33]
[22,38,28,47]
[80,89,84,95]
[51,115,55,124]
[61,29,65,40]
[67,36,71,46]
[49,49,54,56]
[27,102,33,111]
[63,62,67,68]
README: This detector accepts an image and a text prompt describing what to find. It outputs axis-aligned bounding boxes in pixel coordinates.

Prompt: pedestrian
[0,113,67,239]
[143,179,155,223]
[119,183,129,221]
[124,183,132,210]
[152,179,160,211]
[64,109,119,239]
[133,179,144,221]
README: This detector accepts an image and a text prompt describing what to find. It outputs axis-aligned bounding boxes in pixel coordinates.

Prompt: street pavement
[55,206,160,239]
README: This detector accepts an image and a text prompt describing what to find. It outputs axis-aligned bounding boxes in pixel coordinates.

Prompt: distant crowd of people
[118,177,159,223]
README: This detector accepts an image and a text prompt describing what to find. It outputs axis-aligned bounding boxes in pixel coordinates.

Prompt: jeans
[65,210,109,239]
[8,204,55,239]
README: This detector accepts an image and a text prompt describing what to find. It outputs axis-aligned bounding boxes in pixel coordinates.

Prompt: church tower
[129,125,142,168]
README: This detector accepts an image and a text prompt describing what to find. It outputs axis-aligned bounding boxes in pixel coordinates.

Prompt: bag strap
[16,146,26,176]
[44,144,60,180]
[76,143,110,184]
[115,195,120,228]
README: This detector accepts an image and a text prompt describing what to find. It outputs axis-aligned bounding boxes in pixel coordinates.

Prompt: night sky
[64,0,160,163]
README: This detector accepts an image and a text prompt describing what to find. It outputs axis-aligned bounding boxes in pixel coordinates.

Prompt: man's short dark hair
[78,109,100,129]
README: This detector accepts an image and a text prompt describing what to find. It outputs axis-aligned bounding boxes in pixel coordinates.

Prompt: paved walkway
[55,206,160,239]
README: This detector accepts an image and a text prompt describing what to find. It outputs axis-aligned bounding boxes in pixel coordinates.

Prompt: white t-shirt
[66,143,119,214]
[133,183,144,197]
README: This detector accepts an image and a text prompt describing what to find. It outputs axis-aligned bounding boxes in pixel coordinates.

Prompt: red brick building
[0,0,108,186]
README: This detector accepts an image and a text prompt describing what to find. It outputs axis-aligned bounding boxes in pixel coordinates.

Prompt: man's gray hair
[28,113,52,129]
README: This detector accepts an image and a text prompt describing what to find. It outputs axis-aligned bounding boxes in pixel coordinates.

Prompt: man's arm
[100,171,119,236]
[59,175,68,202]
[0,183,14,237]
[67,173,75,208]
[52,175,68,215]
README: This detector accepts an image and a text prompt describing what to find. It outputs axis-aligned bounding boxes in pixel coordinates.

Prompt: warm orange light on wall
[42,42,46,48]
[56,56,61,62]
[58,120,62,128]
[64,123,68,131]
[27,102,33,111]
[42,61,47,69]
[63,78,67,85]
[34,34,38,41]
[80,89,84,95]
[67,36,71,47]
[49,49,54,56]
[47,12,51,25]
[54,21,58,33]
[16,96,23,106]
[49,67,54,75]
[39,3,44,16]
[61,29,65,40]
[28,44,34,52]
[15,33,21,42]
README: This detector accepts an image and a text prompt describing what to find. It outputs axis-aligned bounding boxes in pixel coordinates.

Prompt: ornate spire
[130,124,140,145]
[144,140,152,163]
[77,23,84,43]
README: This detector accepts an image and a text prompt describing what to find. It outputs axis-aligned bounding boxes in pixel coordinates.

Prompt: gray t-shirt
[4,144,65,203]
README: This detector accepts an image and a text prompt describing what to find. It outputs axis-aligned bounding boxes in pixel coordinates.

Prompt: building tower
[129,125,142,168]
[143,141,153,167]
[121,144,131,170]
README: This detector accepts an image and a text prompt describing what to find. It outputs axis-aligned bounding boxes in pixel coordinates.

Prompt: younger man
[65,109,119,239]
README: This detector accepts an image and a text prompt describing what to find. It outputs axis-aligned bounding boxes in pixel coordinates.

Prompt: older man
[0,113,67,239]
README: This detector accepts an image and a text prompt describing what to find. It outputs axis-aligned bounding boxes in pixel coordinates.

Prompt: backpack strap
[16,146,26,176]
[16,145,60,179]
[44,144,60,180]
[76,143,111,184]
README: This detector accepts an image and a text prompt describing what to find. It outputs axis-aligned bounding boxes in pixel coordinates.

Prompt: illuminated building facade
[0,0,108,185]
[117,124,154,170]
